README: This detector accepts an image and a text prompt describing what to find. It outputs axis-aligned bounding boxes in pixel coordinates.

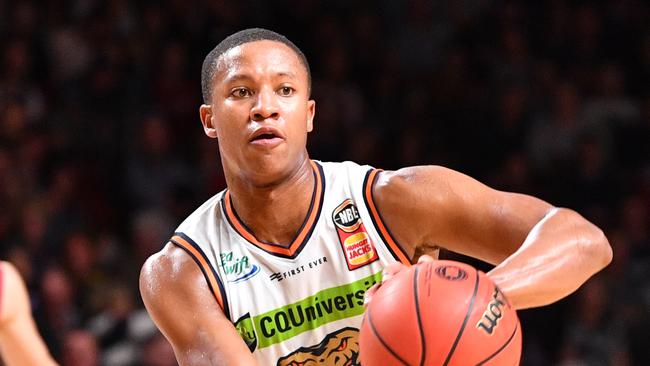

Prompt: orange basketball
[360,260,522,366]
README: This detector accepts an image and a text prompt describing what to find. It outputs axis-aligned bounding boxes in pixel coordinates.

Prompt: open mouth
[249,128,284,148]
[251,133,278,142]
[249,127,284,147]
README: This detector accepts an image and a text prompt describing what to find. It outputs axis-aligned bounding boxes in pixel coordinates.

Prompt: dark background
[0,0,648,365]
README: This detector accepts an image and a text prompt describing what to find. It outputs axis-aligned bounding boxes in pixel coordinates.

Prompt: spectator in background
[140,333,177,366]
[61,330,99,366]
[125,113,195,212]
[37,265,79,359]
[558,275,629,366]
[527,82,584,175]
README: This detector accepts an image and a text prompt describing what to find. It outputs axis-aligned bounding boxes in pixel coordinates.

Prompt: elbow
[595,228,613,269]
[581,226,613,273]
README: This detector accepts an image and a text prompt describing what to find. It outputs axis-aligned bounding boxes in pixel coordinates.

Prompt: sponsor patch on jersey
[332,199,379,270]
[219,251,260,283]
[233,272,381,351]
[333,200,362,232]
[269,256,328,282]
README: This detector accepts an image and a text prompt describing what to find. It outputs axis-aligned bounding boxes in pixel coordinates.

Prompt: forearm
[487,207,612,309]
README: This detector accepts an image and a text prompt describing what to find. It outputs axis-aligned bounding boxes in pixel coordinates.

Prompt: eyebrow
[223,71,298,84]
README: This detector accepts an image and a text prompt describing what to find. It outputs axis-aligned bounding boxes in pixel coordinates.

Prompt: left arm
[372,166,612,309]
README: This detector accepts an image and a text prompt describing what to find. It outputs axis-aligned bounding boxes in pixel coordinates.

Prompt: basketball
[360,260,522,366]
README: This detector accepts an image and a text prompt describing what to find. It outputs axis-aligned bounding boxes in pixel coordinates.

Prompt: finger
[381,262,405,284]
[417,254,435,263]
[364,284,380,308]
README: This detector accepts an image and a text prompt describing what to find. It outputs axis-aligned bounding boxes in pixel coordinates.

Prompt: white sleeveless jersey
[170,160,411,365]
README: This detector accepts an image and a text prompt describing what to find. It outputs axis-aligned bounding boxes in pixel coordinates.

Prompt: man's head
[201,28,311,104]
[198,29,316,187]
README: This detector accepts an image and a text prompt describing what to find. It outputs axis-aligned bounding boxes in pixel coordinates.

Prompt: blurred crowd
[0,0,648,365]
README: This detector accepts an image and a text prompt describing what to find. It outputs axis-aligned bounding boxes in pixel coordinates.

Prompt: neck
[226,159,315,246]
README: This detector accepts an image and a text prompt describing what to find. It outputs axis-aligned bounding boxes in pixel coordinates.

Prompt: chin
[244,156,295,187]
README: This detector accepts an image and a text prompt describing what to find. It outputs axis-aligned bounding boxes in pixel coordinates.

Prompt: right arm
[140,243,259,366]
[0,261,58,366]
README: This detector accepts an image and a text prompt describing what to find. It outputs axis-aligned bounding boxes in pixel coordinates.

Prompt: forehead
[215,40,307,83]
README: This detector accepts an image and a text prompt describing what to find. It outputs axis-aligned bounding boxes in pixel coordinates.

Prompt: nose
[250,88,279,121]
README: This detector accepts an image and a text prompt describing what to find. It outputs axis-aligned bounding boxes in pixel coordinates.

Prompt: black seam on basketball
[442,269,480,366]
[366,307,410,365]
[475,321,520,366]
[414,265,427,366]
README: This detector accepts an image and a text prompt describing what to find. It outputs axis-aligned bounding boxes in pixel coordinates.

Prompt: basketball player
[139,28,612,365]
[0,261,58,365]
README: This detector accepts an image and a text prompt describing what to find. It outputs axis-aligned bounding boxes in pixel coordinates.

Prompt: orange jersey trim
[170,233,230,319]
[221,160,325,259]
[363,169,411,265]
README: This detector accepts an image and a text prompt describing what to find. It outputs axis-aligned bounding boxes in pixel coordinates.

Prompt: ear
[199,104,218,138]
[306,99,315,132]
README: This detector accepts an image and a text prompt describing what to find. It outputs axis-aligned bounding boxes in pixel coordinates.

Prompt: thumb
[364,284,380,308]
[417,254,435,264]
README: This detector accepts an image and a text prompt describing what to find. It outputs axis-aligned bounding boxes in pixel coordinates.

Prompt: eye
[278,86,294,97]
[336,338,348,351]
[231,87,252,98]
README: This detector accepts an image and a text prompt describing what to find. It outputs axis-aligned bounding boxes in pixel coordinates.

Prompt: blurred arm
[0,261,58,366]
[140,243,259,366]
[372,166,612,309]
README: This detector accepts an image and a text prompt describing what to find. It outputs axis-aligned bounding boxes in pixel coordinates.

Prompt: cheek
[282,102,309,130]
[214,106,245,134]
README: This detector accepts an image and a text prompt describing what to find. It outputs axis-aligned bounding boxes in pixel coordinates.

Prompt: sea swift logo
[332,199,378,271]
[219,251,260,283]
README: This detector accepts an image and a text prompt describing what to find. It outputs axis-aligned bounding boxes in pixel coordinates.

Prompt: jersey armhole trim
[362,169,411,265]
[170,233,231,320]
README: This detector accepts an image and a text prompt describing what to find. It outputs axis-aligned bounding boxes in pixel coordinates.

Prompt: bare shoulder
[140,244,258,365]
[372,165,553,264]
[1,261,24,297]
[374,164,547,217]
[139,243,219,357]
[0,261,28,321]
[139,243,205,310]
[374,165,462,202]
[140,244,189,291]
[371,166,468,258]
[1,261,21,284]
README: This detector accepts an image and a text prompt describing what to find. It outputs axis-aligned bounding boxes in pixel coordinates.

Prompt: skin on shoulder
[0,261,58,366]
[140,244,258,366]
[373,165,552,264]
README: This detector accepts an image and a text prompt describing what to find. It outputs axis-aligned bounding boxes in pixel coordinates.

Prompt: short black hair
[201,28,311,104]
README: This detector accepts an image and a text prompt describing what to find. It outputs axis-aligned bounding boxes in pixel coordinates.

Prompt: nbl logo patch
[333,199,378,270]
